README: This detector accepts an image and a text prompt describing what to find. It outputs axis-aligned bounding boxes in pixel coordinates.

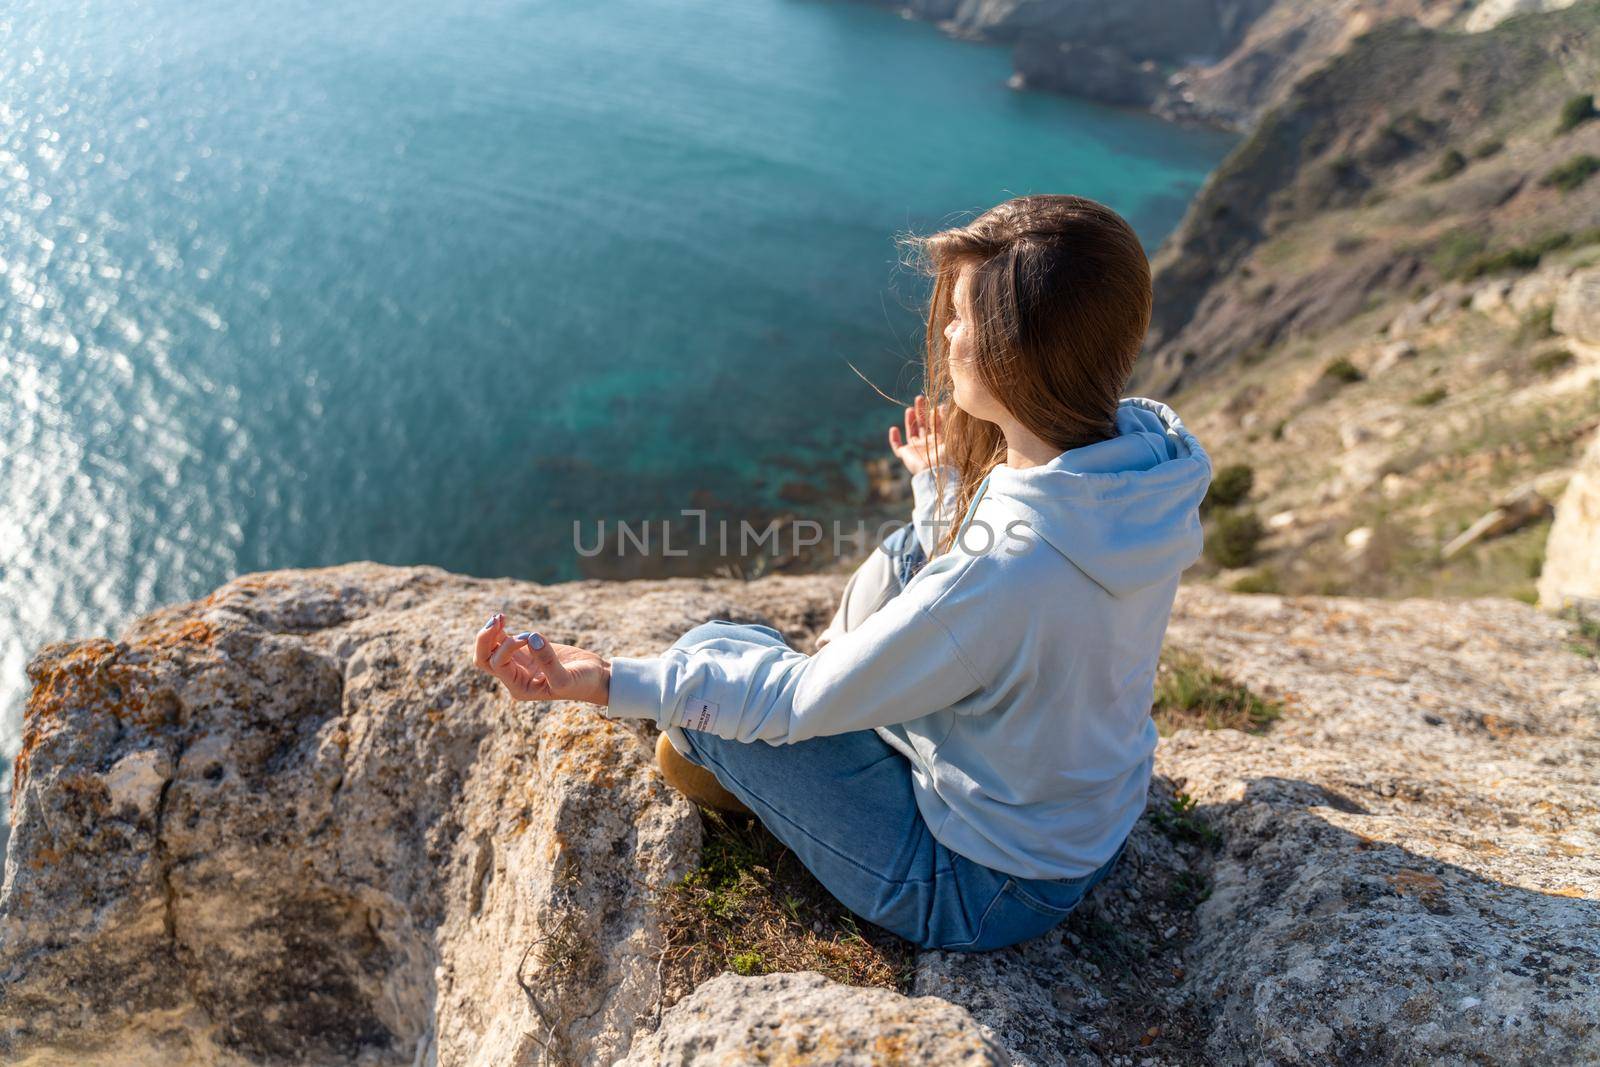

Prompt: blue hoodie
[607,396,1212,880]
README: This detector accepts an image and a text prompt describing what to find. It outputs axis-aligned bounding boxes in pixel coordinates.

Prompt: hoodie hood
[980,396,1213,598]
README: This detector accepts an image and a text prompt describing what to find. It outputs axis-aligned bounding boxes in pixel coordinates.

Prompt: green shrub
[1471,138,1504,159]
[1230,567,1281,594]
[1460,247,1542,278]
[1426,148,1467,183]
[1429,228,1489,277]
[1270,418,1287,441]
[1447,231,1576,281]
[1532,349,1575,375]
[1559,602,1600,658]
[1410,385,1448,406]
[731,950,766,976]
[1556,94,1596,135]
[1149,792,1222,847]
[1206,508,1264,569]
[1205,463,1255,510]
[1322,356,1364,384]
[1542,154,1600,193]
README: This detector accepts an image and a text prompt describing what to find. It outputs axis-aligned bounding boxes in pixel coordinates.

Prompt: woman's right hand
[888,393,949,476]
[473,614,612,707]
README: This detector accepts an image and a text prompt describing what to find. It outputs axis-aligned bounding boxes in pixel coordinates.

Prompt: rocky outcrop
[1010,40,1168,109]
[1152,0,1463,129]
[618,970,1007,1064]
[1554,266,1600,346]
[1464,0,1582,32]
[871,0,1273,117]
[879,0,1263,58]
[4,563,1597,1064]
[1539,428,1600,614]
[863,2,1541,130]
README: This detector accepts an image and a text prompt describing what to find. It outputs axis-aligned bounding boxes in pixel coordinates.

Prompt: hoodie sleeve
[911,465,961,557]
[606,553,988,744]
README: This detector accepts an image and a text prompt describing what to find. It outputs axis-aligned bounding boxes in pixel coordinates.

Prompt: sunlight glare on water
[0,0,1235,797]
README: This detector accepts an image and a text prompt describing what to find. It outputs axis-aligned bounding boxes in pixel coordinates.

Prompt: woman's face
[944,262,1003,422]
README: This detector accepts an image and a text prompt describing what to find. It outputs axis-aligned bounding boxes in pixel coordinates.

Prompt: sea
[0,0,1234,792]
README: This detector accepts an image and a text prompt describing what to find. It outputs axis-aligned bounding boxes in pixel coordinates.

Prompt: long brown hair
[896,194,1152,557]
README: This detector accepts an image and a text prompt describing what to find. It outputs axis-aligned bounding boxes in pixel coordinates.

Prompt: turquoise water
[0,0,1233,774]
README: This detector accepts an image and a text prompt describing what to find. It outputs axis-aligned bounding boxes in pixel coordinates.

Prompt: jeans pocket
[938,876,1014,951]
[1005,876,1088,918]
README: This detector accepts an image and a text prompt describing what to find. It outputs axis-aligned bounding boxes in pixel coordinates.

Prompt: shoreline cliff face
[1135,5,1600,393]
[2,562,1596,1064]
[860,1,1577,130]
[1133,5,1600,603]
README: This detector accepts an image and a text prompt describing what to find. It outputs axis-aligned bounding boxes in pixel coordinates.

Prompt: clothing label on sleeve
[685,698,721,732]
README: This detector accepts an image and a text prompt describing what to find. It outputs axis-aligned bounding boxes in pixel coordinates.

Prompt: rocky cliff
[863,1,1581,129]
[1126,5,1600,603]
[1134,4,1600,393]
[3,562,1596,1064]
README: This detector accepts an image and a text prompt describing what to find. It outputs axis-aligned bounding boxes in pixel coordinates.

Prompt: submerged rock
[2,564,1596,1064]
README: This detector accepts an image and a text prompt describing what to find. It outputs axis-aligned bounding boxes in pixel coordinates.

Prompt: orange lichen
[1477,714,1525,740]
[871,1031,911,1062]
[15,639,168,796]
[541,715,632,790]
[1389,869,1443,894]
[13,618,216,803]
[142,617,218,650]
[28,847,62,871]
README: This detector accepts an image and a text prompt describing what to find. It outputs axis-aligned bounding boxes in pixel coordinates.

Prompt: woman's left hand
[888,393,949,476]
[473,613,611,706]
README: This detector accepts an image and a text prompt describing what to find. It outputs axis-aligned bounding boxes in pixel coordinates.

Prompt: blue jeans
[667,525,1127,952]
[892,520,930,587]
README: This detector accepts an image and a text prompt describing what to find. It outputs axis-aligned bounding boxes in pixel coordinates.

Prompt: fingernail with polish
[482,615,497,630]
[528,632,545,650]
[514,631,532,643]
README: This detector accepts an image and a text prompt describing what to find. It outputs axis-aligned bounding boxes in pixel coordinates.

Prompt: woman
[473,193,1212,951]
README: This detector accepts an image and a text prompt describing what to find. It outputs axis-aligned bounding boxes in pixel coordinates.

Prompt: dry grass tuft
[1151,648,1284,736]
[657,805,915,1009]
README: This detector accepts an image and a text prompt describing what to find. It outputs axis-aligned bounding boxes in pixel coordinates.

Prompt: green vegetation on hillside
[1321,356,1364,384]
[1542,154,1600,192]
[1203,463,1255,511]
[1556,92,1596,134]
[1206,509,1264,568]
[1434,229,1600,281]
[1426,148,1467,183]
